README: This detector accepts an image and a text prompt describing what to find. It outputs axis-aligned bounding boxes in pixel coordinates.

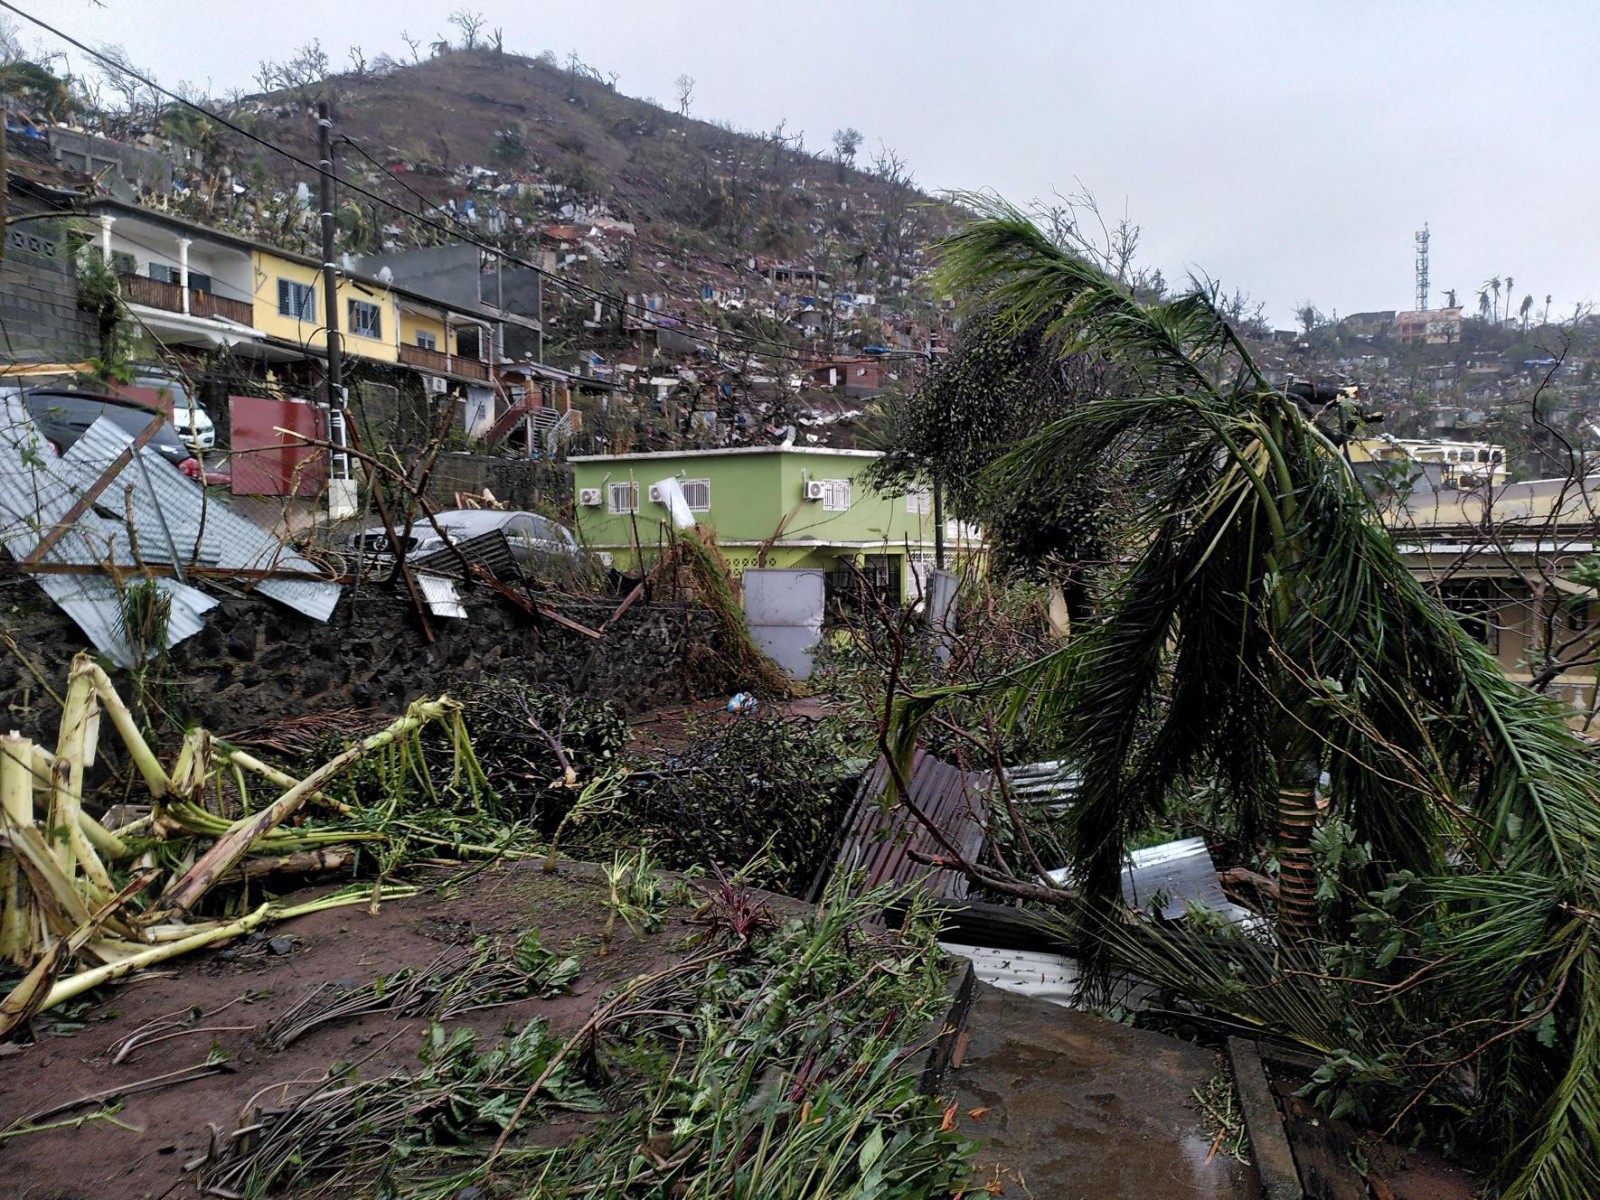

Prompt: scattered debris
[262,933,578,1050]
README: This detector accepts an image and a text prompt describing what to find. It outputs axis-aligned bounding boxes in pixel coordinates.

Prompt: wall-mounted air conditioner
[647,484,666,503]
[578,487,603,507]
[803,480,826,501]
[426,376,448,394]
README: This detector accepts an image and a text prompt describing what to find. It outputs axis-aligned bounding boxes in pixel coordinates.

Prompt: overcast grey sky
[23,1,1600,326]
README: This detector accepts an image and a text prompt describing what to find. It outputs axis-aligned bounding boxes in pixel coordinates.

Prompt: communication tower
[1414,224,1430,312]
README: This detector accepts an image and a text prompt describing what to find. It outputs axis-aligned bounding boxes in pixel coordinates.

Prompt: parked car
[21,389,193,469]
[346,509,581,571]
[112,369,217,453]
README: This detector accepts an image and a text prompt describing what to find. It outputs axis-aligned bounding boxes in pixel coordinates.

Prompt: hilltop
[149,47,958,364]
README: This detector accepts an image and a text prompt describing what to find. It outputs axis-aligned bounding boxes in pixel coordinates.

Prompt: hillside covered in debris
[151,46,960,370]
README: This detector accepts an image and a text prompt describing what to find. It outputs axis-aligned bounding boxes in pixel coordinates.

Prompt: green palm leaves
[918,196,1600,1199]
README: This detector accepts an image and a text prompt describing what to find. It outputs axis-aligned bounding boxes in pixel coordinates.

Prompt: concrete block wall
[0,221,101,363]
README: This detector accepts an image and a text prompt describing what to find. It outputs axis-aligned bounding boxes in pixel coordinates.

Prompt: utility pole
[316,100,343,410]
[314,98,430,637]
[932,477,944,569]
[1,105,9,275]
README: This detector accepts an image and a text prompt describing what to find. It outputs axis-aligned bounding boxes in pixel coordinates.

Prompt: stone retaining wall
[0,577,735,750]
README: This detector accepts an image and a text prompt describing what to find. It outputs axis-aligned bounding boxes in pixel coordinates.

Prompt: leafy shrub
[585,715,854,895]
[464,681,627,820]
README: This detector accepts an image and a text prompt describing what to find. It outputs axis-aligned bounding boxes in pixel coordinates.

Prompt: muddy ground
[0,861,704,1200]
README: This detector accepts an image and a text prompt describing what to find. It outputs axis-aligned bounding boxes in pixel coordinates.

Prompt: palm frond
[912,204,1600,1200]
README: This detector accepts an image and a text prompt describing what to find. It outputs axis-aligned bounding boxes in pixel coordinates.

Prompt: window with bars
[348,299,383,340]
[681,479,711,512]
[608,481,639,513]
[277,278,316,320]
[821,479,852,511]
[824,553,903,622]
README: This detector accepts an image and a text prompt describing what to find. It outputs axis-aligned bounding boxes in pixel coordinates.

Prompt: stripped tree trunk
[1275,755,1321,943]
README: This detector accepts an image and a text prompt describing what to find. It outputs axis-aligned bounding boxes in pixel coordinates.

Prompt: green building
[569,447,980,604]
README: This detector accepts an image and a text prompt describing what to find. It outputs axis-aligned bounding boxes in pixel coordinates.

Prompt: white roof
[570,445,883,463]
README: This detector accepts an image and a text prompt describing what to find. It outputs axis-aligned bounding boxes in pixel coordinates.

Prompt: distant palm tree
[1487,276,1503,324]
[1520,293,1534,331]
[915,198,1600,1200]
[1543,294,1553,326]
[1478,289,1492,321]
[1506,276,1515,326]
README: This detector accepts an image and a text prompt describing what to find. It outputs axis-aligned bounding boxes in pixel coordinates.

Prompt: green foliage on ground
[582,714,857,896]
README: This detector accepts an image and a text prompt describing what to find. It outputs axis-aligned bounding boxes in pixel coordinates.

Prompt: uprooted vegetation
[0,645,972,1198]
[0,655,854,1039]
[195,879,969,1199]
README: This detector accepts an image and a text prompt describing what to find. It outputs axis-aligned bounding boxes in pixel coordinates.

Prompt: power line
[5,1,930,372]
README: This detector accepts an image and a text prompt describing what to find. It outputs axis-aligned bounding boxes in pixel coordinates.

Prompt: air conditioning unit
[647,484,666,503]
[803,480,826,501]
[578,487,602,507]
[426,376,448,394]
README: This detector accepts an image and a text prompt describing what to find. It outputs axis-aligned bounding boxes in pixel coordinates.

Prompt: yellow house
[248,247,397,364]
[86,200,489,379]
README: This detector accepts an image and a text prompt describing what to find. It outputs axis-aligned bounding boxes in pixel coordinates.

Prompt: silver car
[346,508,580,569]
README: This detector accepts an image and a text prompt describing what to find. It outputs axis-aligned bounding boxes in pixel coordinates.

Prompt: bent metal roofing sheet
[0,397,341,664]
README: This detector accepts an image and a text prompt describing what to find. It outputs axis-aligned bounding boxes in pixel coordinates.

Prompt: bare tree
[1294,301,1326,335]
[448,10,486,49]
[399,30,423,64]
[347,45,368,77]
[0,16,24,64]
[674,73,695,122]
[1034,187,1142,283]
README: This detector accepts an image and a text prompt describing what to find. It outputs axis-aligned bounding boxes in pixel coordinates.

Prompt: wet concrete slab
[948,982,1259,1199]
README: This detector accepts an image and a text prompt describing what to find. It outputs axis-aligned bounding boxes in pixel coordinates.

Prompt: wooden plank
[1273,1080,1365,1200]
[22,412,168,566]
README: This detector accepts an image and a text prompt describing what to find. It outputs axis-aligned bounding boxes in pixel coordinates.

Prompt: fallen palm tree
[886,199,1600,1200]
[0,652,471,1037]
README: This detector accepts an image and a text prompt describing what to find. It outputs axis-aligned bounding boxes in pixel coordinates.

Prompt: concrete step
[946,982,1259,1199]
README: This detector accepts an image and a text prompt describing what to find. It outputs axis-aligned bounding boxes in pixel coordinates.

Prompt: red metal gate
[228,396,328,497]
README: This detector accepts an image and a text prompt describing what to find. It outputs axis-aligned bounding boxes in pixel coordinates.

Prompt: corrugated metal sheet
[1045,836,1258,926]
[0,397,218,666]
[0,400,342,662]
[1004,760,1080,806]
[937,941,1154,1012]
[417,572,466,618]
[66,420,340,621]
[828,752,989,901]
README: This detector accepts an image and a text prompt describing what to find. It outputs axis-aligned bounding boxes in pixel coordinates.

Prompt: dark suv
[21,389,192,468]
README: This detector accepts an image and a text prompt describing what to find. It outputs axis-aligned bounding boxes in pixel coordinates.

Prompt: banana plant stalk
[0,732,35,965]
[150,698,460,918]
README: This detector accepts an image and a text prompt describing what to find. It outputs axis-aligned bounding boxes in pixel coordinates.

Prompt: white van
[123,369,216,453]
